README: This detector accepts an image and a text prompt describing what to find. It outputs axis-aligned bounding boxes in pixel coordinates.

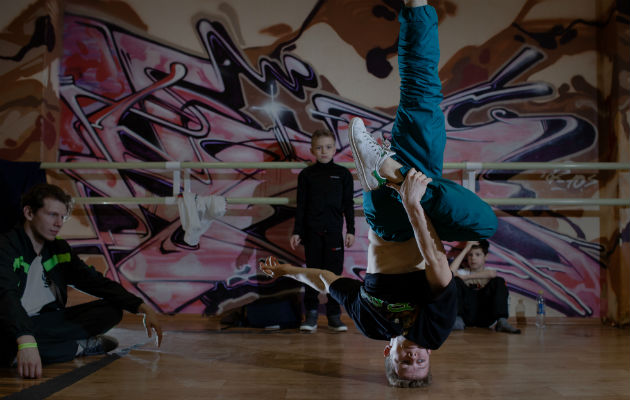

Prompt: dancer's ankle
[379,157,404,184]
[404,0,428,8]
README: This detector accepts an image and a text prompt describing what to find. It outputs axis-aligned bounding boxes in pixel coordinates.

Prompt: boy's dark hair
[471,239,490,255]
[311,129,335,143]
[20,183,73,218]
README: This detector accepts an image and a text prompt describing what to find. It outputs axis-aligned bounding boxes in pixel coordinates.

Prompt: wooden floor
[1,315,628,399]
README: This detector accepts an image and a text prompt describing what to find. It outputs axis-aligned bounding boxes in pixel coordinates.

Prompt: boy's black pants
[455,276,510,327]
[303,230,344,316]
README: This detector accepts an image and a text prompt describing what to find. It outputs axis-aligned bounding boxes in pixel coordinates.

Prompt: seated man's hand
[16,335,42,379]
[138,303,163,347]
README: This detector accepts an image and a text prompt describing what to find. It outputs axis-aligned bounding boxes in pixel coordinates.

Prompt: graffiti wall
[1,0,629,322]
[0,0,61,162]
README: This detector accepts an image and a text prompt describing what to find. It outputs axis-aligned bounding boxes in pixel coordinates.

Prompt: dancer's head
[310,129,336,164]
[466,240,489,271]
[384,336,432,387]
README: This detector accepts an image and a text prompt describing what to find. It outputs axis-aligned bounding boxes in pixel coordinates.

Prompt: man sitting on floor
[0,183,163,379]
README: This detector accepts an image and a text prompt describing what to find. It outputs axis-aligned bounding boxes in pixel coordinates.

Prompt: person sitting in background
[0,183,163,379]
[450,240,520,334]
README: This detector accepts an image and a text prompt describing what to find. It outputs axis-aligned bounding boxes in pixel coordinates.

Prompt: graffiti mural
[0,1,60,162]
[52,0,629,317]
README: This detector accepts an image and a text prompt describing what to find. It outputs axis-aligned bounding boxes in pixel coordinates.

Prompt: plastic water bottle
[535,290,546,328]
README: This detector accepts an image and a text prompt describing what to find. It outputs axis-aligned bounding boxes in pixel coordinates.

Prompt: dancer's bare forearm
[259,256,341,293]
[387,169,451,292]
[405,202,452,292]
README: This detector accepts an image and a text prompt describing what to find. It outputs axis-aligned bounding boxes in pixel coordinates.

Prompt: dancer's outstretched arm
[387,169,451,293]
[259,256,341,293]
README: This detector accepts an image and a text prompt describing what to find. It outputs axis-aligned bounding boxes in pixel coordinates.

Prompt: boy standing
[291,129,355,332]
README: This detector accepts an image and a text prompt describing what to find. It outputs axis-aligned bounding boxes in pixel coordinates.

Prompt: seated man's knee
[111,306,124,324]
[98,302,124,326]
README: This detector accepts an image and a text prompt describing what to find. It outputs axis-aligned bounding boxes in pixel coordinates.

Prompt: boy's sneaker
[453,316,465,330]
[495,317,521,334]
[78,334,119,356]
[348,117,395,192]
[327,315,348,332]
[300,310,318,332]
[264,324,281,331]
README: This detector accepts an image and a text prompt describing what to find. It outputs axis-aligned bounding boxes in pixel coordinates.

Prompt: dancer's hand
[289,234,301,250]
[386,168,432,209]
[259,256,288,277]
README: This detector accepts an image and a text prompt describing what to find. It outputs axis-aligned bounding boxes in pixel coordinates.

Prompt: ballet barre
[40,161,630,207]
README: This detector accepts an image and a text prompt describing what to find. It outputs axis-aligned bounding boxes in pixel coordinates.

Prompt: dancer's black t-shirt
[329,271,456,349]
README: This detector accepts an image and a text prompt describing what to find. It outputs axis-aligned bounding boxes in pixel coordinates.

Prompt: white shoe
[348,117,395,191]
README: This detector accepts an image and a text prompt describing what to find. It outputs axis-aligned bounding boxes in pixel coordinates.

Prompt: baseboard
[509,316,602,326]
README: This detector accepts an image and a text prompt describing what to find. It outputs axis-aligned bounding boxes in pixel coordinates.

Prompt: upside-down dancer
[262,0,497,387]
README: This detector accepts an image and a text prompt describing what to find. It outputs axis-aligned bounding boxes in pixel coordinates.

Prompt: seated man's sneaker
[300,310,318,332]
[349,117,395,192]
[327,315,348,332]
[78,334,119,356]
[452,316,465,330]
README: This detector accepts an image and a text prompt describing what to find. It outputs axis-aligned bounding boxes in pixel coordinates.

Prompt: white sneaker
[348,117,395,191]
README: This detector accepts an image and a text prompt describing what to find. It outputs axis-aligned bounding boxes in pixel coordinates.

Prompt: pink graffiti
[59,13,601,316]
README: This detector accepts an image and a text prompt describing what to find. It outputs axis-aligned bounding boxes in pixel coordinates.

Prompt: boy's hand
[386,168,432,209]
[464,241,478,250]
[461,241,479,256]
[345,233,355,248]
[289,234,301,250]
